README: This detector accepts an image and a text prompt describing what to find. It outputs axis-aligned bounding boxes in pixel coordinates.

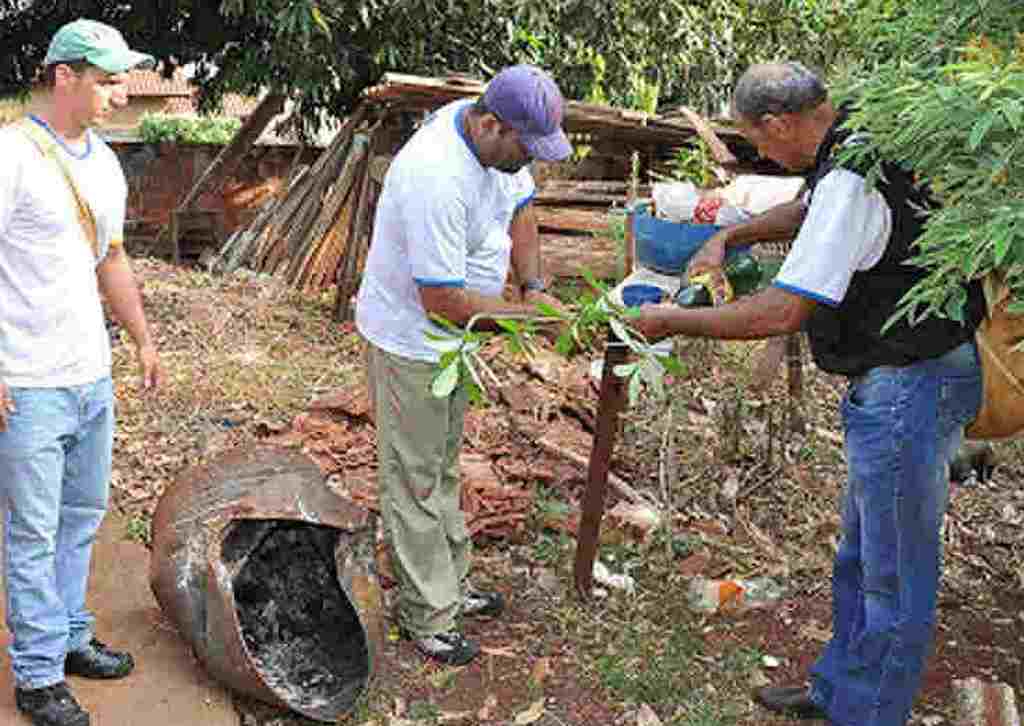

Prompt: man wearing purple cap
[356,65,571,665]
[0,18,161,726]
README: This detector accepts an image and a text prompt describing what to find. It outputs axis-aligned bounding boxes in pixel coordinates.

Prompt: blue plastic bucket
[632,205,749,275]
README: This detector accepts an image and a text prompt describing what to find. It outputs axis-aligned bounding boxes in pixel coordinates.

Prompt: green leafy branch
[426,271,684,408]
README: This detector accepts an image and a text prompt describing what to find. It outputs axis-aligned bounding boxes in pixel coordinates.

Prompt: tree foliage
[2,0,859,131]
[836,0,1024,320]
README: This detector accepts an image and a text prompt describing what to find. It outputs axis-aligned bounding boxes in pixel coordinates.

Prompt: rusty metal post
[574,335,630,598]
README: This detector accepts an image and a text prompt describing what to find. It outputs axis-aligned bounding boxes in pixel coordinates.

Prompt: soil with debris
[114,254,1024,726]
[229,520,369,717]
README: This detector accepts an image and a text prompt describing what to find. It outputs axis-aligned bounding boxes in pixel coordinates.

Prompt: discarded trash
[150,446,382,722]
[685,576,784,613]
[606,501,662,540]
[761,655,782,669]
[592,561,636,595]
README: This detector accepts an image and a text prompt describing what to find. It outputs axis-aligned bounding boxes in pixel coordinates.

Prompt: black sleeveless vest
[802,114,984,377]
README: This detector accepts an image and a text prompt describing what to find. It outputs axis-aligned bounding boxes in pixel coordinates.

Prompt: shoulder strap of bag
[15,117,100,259]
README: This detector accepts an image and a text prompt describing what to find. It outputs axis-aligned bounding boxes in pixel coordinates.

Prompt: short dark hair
[42,60,93,88]
[732,62,828,123]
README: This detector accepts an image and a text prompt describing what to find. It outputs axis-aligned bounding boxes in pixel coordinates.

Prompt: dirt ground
[112,243,1023,726]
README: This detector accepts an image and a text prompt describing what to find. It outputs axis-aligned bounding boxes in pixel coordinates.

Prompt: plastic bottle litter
[685,576,785,614]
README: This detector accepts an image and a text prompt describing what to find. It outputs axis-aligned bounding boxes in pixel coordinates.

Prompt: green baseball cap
[44,18,155,74]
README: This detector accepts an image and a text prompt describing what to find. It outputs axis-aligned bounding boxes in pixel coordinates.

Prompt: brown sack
[966,272,1024,440]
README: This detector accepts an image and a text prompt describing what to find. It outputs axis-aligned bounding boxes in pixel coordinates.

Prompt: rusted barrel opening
[224,519,370,719]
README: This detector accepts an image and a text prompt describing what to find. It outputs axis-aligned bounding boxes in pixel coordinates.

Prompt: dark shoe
[462,589,505,618]
[15,682,90,726]
[753,685,827,719]
[65,639,134,679]
[411,629,480,666]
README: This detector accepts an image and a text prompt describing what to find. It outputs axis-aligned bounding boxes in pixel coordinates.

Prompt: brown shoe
[752,685,827,719]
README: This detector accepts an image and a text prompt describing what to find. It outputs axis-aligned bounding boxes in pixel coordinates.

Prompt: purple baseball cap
[482,65,572,162]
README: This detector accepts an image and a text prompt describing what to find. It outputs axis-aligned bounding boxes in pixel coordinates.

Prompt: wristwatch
[521,277,547,294]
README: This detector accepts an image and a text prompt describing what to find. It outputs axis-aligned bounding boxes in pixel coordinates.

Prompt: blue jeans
[810,341,982,726]
[0,377,114,689]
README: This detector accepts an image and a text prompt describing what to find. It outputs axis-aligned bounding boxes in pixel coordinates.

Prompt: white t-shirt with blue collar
[356,100,535,362]
[0,116,125,388]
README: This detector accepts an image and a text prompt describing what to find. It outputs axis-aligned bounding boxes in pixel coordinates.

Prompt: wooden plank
[534,207,611,235]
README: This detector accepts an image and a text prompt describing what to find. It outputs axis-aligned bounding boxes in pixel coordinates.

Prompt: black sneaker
[15,682,90,726]
[65,639,134,679]
[412,630,480,666]
[462,589,505,618]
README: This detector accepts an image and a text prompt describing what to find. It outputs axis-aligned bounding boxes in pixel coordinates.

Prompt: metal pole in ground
[573,334,630,598]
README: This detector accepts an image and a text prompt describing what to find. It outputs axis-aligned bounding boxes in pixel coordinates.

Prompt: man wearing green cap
[0,18,161,726]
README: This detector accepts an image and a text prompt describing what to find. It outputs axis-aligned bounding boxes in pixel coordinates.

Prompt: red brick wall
[110,141,320,240]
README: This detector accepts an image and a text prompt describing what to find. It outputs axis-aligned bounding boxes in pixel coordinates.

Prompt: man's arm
[419,285,537,332]
[688,198,807,276]
[96,245,162,389]
[634,285,816,342]
[508,201,563,309]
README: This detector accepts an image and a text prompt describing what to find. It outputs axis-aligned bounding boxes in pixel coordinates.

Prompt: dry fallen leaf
[480,645,518,658]
[514,699,546,725]
[636,703,663,726]
[477,694,498,722]
[529,656,553,687]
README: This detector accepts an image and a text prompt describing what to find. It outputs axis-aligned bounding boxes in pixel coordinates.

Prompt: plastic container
[685,576,785,613]
[621,283,665,308]
[632,204,751,275]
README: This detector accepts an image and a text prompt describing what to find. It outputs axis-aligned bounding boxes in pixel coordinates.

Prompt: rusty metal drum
[149,446,382,722]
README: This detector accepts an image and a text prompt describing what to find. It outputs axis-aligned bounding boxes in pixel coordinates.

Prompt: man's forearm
[509,203,542,288]
[648,286,814,341]
[722,199,807,249]
[97,247,152,348]
[421,287,537,333]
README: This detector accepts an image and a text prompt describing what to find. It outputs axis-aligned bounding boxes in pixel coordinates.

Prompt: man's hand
[686,230,729,279]
[631,304,679,342]
[0,381,15,432]
[524,290,568,343]
[523,289,564,314]
[137,343,163,391]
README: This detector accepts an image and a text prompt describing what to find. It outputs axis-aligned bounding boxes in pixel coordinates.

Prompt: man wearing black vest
[635,62,984,726]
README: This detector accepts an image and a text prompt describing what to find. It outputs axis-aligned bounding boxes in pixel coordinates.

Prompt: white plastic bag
[652,182,699,222]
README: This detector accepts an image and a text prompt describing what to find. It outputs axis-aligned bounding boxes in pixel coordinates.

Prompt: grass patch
[594,617,701,706]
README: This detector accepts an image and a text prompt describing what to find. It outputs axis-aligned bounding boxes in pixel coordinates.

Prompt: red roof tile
[126,69,192,97]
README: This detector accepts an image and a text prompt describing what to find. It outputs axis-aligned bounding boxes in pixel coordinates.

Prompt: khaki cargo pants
[366,342,471,637]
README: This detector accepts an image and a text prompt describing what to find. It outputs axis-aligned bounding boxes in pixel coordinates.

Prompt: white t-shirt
[773,167,892,306]
[356,100,535,362]
[0,117,125,387]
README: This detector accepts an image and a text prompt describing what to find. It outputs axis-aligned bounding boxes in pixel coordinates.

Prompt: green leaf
[424,337,463,354]
[968,111,997,151]
[659,354,685,376]
[613,363,638,377]
[995,232,1012,265]
[431,362,460,398]
[627,372,642,408]
[1002,100,1024,131]
[535,302,567,318]
[310,6,332,37]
